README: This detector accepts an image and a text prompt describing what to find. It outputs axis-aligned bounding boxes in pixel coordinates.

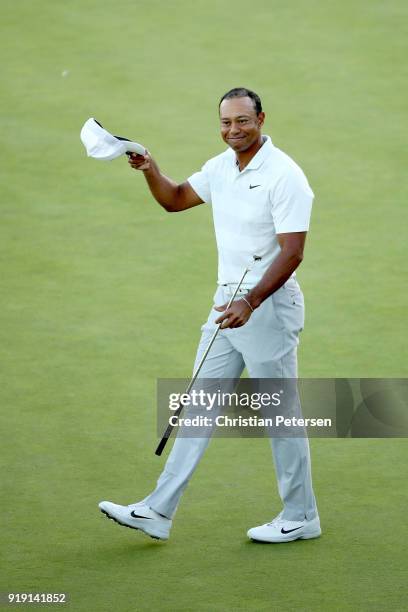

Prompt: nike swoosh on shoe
[281,526,303,534]
[130,511,153,519]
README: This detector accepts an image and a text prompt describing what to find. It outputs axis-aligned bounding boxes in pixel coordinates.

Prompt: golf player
[99,87,321,543]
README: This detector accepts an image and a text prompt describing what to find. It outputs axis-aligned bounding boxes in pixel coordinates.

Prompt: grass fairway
[1,1,407,610]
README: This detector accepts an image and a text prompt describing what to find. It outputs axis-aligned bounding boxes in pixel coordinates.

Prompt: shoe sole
[250,530,321,543]
[99,508,167,541]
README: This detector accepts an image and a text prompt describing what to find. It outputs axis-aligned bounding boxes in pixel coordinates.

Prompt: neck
[236,135,264,171]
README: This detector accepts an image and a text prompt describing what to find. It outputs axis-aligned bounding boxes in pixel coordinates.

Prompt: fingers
[128,153,146,167]
[214,299,253,329]
[214,303,229,327]
[127,152,150,171]
[215,312,231,327]
[215,308,240,328]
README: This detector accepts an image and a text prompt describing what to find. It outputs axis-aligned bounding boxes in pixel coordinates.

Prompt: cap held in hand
[80,118,146,161]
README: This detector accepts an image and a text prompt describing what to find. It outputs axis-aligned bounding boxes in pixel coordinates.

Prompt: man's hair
[219,87,263,115]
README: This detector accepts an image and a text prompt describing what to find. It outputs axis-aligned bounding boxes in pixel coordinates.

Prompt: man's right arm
[128,152,203,212]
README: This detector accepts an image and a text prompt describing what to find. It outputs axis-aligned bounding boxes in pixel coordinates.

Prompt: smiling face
[219,96,265,153]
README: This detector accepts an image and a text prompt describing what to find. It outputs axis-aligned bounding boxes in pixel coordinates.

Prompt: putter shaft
[155,257,260,456]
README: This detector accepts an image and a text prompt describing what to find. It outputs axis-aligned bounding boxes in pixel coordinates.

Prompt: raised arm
[128,152,203,212]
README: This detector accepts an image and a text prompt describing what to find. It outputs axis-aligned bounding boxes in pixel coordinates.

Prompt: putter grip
[155,403,184,455]
[155,437,168,456]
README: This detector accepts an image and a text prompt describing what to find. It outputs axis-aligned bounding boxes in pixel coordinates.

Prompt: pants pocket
[271,284,305,333]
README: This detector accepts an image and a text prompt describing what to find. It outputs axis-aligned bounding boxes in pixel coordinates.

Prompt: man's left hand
[214,299,253,329]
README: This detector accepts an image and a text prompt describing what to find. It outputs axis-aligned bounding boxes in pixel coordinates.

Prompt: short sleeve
[187,161,212,204]
[270,166,314,233]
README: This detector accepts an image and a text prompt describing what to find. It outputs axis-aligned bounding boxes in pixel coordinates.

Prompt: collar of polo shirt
[233,135,273,172]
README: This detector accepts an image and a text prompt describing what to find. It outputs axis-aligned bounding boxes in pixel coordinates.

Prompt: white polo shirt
[187,136,314,285]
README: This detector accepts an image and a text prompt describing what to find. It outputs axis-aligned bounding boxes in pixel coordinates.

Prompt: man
[99,87,321,543]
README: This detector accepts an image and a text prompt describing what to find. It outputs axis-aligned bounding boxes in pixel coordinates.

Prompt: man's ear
[258,112,266,127]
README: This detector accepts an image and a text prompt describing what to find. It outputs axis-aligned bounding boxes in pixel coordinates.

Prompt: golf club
[155,255,262,456]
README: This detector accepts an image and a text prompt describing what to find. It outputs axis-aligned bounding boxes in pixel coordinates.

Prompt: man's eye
[239,119,248,124]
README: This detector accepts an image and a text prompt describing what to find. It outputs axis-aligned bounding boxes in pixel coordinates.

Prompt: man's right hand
[128,151,151,171]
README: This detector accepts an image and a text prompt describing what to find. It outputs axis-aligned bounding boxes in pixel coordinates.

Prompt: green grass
[1,0,407,610]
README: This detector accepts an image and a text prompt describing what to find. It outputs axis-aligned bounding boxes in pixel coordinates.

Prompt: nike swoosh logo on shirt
[249,184,261,189]
[281,526,303,534]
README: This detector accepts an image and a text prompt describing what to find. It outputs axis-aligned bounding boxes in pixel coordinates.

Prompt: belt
[219,284,252,289]
[219,283,251,295]
[219,272,296,288]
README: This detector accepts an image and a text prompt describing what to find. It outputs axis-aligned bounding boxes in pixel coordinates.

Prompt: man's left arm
[214,232,307,329]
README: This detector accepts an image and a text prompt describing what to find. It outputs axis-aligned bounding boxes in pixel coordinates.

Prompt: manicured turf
[1,0,407,610]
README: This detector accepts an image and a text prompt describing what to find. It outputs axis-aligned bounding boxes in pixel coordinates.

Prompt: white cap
[80,118,146,161]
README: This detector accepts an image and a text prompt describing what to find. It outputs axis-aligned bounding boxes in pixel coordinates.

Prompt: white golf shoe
[98,501,171,541]
[247,513,321,543]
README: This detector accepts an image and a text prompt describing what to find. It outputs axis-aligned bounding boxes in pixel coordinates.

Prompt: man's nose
[229,122,241,134]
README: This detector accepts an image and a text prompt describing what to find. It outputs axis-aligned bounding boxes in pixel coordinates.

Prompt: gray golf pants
[145,278,318,522]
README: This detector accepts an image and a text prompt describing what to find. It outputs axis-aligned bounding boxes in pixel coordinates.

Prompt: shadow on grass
[243,536,323,551]
[95,532,169,555]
